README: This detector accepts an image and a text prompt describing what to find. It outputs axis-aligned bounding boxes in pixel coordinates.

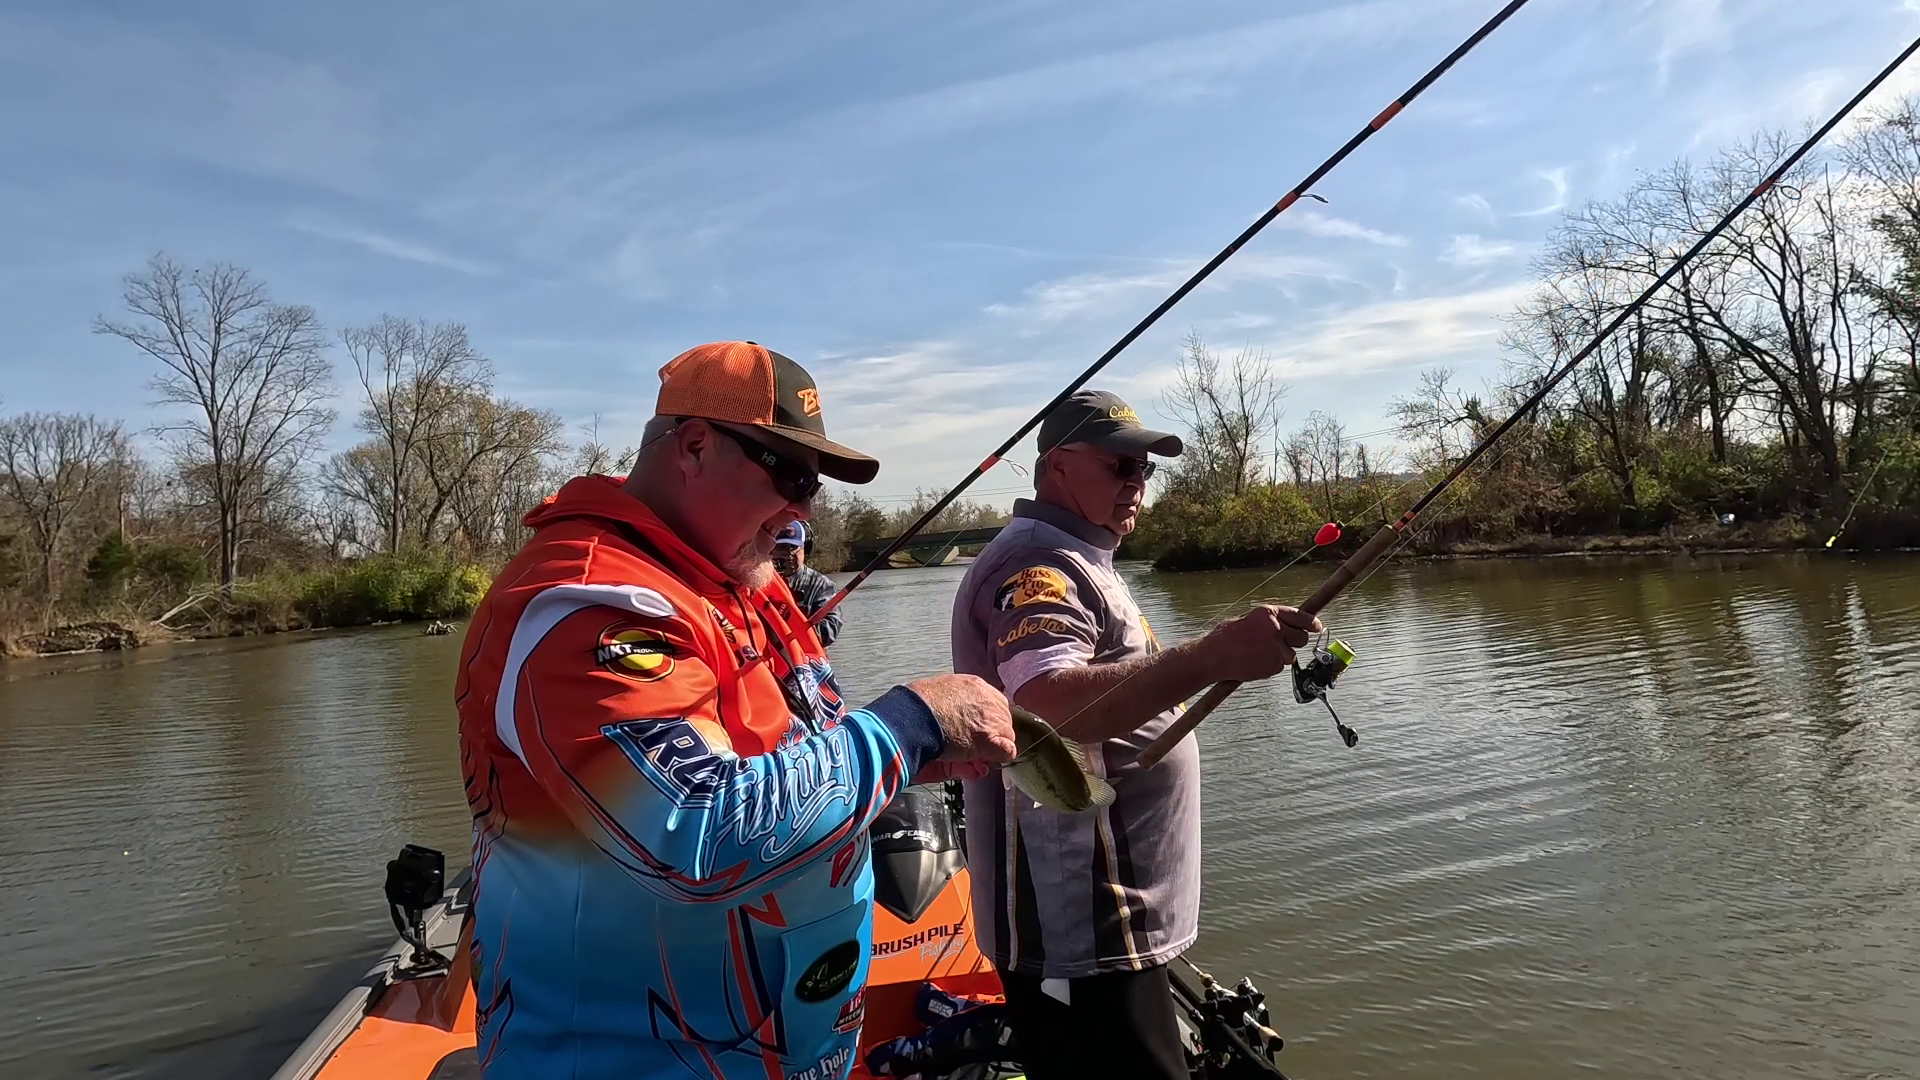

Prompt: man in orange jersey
[455,341,1017,1080]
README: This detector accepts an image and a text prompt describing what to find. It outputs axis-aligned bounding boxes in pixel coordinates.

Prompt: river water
[1,554,1917,1079]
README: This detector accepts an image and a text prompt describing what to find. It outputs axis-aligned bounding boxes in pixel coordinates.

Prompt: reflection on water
[1,554,1916,1079]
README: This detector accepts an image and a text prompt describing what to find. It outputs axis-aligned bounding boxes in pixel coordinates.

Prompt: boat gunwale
[266,868,473,1080]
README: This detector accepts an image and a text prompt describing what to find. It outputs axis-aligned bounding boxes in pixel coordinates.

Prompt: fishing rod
[802,0,1536,629]
[1131,30,1920,770]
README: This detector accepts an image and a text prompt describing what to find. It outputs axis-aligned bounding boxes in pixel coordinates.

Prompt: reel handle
[1134,523,1401,769]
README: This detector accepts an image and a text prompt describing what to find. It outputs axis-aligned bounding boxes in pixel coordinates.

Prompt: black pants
[998,963,1190,1080]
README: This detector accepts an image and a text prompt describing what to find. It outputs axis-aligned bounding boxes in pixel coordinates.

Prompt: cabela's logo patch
[997,614,1073,649]
[1107,404,1140,422]
[595,624,676,681]
[795,940,860,1003]
[993,565,1069,611]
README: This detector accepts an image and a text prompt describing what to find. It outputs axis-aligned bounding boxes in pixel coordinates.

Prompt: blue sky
[5,0,1920,511]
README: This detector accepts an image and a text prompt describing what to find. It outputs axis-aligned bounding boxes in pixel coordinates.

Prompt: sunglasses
[1059,444,1155,482]
[713,425,823,504]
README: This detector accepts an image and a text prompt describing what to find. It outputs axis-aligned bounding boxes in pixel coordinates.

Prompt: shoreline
[1137,532,1920,572]
[13,537,1913,658]
[1,615,460,661]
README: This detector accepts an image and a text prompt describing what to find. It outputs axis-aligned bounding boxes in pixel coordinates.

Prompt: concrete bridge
[843,525,1004,570]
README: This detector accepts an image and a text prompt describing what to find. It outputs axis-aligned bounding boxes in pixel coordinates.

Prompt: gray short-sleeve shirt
[950,498,1200,979]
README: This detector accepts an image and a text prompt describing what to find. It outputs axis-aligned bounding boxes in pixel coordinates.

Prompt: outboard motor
[868,783,967,924]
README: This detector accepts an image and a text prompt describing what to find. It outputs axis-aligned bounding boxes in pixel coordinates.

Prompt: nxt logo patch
[997,615,1073,648]
[797,387,821,416]
[993,565,1070,611]
[595,624,676,681]
[795,941,860,1004]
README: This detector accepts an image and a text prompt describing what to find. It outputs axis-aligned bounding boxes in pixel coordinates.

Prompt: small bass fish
[1004,705,1116,813]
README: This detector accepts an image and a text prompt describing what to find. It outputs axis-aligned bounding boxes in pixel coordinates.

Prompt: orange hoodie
[454,474,945,1080]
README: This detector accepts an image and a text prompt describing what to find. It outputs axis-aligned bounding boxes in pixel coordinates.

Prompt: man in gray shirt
[950,389,1320,1080]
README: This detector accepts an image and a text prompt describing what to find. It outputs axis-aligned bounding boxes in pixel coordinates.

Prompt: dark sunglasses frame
[1054,443,1155,482]
[712,424,823,504]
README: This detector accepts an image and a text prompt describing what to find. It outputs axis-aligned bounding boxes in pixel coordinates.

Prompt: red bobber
[1314,522,1342,546]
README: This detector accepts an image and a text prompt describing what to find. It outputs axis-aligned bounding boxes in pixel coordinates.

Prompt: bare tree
[340,315,490,553]
[421,393,566,551]
[1390,367,1492,470]
[0,412,125,609]
[1687,138,1884,498]
[94,255,334,585]
[574,413,639,477]
[1843,96,1920,413]
[1508,265,1663,509]
[1159,332,1286,496]
[1282,411,1350,520]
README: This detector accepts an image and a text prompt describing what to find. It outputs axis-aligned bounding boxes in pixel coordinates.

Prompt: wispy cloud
[1455,193,1496,223]
[1441,234,1526,266]
[421,0,1479,303]
[834,0,1472,146]
[805,342,1038,467]
[981,254,1352,326]
[1218,313,1276,331]
[1512,166,1571,218]
[1644,0,1734,90]
[1265,281,1537,380]
[0,9,383,197]
[288,215,495,276]
[1278,209,1409,247]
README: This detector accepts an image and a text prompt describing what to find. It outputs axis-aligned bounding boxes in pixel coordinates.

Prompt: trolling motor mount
[384,843,451,974]
[1291,636,1359,748]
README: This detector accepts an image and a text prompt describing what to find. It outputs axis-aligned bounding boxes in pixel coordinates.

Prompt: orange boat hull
[291,868,1004,1080]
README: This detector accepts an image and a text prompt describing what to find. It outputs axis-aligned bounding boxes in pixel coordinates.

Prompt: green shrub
[136,542,210,593]
[295,550,490,626]
[85,532,138,592]
[222,550,492,631]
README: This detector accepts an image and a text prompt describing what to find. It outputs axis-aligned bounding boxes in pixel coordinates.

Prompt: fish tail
[1086,775,1116,808]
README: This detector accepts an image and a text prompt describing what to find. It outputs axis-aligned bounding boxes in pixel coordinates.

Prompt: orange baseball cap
[655,341,880,484]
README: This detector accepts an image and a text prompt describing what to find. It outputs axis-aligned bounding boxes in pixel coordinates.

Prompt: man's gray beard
[726,544,775,589]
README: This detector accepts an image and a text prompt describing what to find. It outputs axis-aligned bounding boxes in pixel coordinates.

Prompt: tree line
[0,251,1007,647]
[1132,98,1920,567]
[0,255,650,646]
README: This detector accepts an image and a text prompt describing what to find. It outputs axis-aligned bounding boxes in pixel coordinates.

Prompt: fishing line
[1825,449,1891,547]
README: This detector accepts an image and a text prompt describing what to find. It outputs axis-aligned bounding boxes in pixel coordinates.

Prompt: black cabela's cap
[1036,390,1184,458]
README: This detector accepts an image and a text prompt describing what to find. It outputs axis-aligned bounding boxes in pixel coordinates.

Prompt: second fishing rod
[1126,29,1920,768]
[801,0,1535,631]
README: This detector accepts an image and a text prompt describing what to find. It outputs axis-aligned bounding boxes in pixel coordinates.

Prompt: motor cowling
[868,784,966,924]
